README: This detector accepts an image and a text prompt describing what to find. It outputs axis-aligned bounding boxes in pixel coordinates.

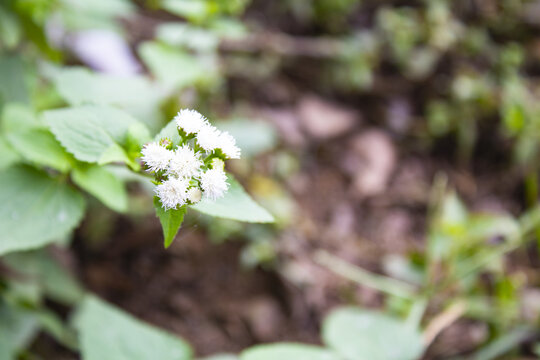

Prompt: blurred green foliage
[2,0,540,359]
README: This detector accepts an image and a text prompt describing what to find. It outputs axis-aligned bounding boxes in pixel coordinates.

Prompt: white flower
[200,168,229,200]
[167,145,203,178]
[141,142,173,172]
[187,187,202,204]
[175,109,208,135]
[155,177,189,210]
[196,124,222,152]
[218,131,241,159]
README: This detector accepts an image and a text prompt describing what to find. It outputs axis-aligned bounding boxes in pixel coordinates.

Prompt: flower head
[175,109,208,135]
[155,177,189,210]
[167,145,203,178]
[141,142,173,172]
[196,124,222,153]
[218,131,241,159]
[200,168,229,200]
[146,108,242,212]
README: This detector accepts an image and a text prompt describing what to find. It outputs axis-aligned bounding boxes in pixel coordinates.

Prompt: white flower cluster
[141,109,241,210]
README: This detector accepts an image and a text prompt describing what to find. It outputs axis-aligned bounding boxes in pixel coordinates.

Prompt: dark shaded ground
[76,220,320,356]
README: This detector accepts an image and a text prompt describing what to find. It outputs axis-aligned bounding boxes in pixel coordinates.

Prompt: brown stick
[423,301,467,347]
[219,32,344,57]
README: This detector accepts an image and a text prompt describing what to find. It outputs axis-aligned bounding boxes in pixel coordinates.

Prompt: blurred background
[2,0,540,358]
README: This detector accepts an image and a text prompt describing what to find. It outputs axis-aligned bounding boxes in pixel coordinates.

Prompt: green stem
[525,171,538,207]
[406,297,428,329]
[524,171,540,253]
[314,250,418,299]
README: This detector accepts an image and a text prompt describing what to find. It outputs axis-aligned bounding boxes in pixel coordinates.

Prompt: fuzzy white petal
[218,131,241,159]
[175,109,208,135]
[196,124,222,152]
[167,145,203,178]
[141,142,173,172]
[155,177,189,210]
[200,168,228,200]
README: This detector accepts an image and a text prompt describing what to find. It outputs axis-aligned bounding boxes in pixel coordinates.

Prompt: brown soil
[76,220,320,357]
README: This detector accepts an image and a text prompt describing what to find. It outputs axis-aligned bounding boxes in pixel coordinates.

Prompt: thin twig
[423,301,467,347]
[220,32,344,57]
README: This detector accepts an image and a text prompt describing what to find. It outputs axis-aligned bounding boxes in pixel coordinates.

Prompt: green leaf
[0,166,85,255]
[1,102,39,131]
[161,0,209,21]
[52,68,164,131]
[198,355,238,360]
[154,197,187,248]
[156,23,219,52]
[0,7,21,49]
[43,105,143,167]
[216,119,277,158]
[0,105,70,171]
[503,103,525,135]
[534,343,540,357]
[3,249,84,305]
[467,214,520,244]
[0,304,39,360]
[138,42,212,90]
[155,118,181,144]
[14,5,62,61]
[34,308,78,350]
[98,142,137,169]
[322,307,424,360]
[0,136,20,170]
[53,67,156,107]
[125,122,152,156]
[240,343,339,360]
[59,0,134,18]
[191,176,274,223]
[468,327,532,360]
[72,165,128,213]
[6,128,73,172]
[428,192,468,260]
[0,55,30,106]
[440,192,468,225]
[75,295,192,360]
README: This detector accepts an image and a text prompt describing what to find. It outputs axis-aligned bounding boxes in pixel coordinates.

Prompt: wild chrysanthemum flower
[146,108,242,213]
[187,187,202,204]
[175,109,208,135]
[155,177,189,210]
[141,142,173,172]
[196,124,222,153]
[167,145,203,178]
[218,131,241,159]
[200,168,229,200]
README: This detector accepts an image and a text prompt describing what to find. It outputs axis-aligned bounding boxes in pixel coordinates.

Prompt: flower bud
[211,158,225,171]
[187,188,202,203]
[159,138,173,149]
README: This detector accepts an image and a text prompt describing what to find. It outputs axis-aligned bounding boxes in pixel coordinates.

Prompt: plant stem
[314,250,418,299]
[406,297,428,329]
[423,300,467,347]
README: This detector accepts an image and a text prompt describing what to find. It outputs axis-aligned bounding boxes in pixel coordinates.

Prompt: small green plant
[315,181,540,359]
